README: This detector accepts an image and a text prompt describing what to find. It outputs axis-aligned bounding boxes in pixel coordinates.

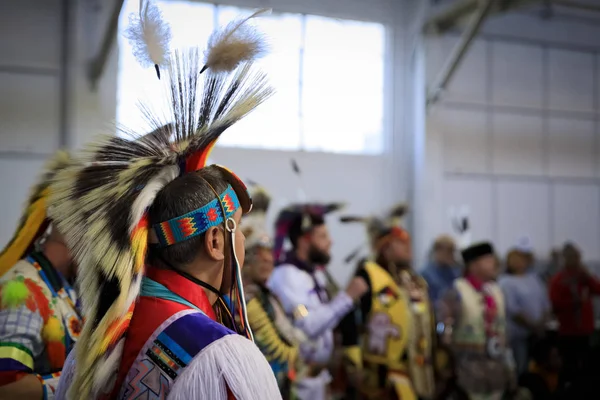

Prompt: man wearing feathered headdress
[0,151,81,400]
[341,204,435,399]
[338,204,436,400]
[267,199,368,400]
[437,215,516,400]
[241,184,310,399]
[53,2,280,399]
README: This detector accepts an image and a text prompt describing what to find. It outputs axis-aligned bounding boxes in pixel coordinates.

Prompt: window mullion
[298,13,307,151]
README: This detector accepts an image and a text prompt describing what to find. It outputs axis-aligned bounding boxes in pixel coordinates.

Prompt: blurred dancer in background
[242,185,308,399]
[269,203,368,400]
[421,235,460,306]
[339,204,436,400]
[0,151,80,400]
[549,243,600,386]
[438,242,516,400]
[499,248,551,377]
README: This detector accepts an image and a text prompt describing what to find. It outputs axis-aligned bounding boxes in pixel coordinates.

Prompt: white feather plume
[125,0,172,70]
[203,8,271,73]
[128,165,179,233]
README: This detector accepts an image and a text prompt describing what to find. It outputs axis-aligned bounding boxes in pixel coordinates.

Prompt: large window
[117,1,386,154]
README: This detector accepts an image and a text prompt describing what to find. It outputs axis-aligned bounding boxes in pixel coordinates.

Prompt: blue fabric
[156,331,194,365]
[498,272,550,340]
[140,276,203,314]
[141,306,235,383]
[163,312,235,359]
[421,261,461,304]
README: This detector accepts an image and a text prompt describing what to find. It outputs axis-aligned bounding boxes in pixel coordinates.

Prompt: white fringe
[55,350,76,400]
[92,337,126,397]
[168,334,281,400]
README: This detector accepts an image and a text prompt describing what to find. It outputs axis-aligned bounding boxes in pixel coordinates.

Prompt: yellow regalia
[340,204,436,400]
[361,261,416,399]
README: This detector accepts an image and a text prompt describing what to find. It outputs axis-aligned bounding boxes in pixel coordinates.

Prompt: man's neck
[295,248,309,264]
[42,249,71,280]
[294,249,316,269]
[181,261,222,305]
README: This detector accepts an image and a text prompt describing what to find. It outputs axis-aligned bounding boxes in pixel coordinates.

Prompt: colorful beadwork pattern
[153,185,241,247]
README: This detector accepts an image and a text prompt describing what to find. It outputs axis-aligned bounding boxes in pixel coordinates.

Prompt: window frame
[116,0,391,155]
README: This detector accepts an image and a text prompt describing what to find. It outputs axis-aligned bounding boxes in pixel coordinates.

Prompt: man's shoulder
[243,282,262,302]
[269,264,314,285]
[420,265,433,281]
[1,259,40,282]
[497,274,512,286]
[166,311,236,352]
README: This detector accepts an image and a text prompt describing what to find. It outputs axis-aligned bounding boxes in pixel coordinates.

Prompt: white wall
[7,0,600,279]
[0,0,420,286]
[423,10,600,263]
[0,0,64,249]
[0,0,117,255]
[210,148,387,283]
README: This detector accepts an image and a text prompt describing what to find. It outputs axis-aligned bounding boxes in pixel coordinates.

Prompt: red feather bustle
[185,140,217,173]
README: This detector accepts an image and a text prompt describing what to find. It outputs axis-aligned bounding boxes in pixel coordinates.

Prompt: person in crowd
[241,185,308,399]
[54,4,282,399]
[437,242,516,400]
[540,248,562,284]
[499,249,551,377]
[338,204,436,400]
[432,343,470,400]
[421,235,461,305]
[268,202,368,400]
[0,151,81,400]
[549,242,600,386]
[518,337,563,400]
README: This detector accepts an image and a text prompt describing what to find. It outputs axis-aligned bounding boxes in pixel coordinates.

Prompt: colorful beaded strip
[153,185,241,247]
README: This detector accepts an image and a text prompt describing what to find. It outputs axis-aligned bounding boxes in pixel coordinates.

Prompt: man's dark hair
[287,213,324,248]
[147,166,229,268]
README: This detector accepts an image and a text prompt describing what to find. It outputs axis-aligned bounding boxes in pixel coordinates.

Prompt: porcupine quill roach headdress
[0,151,73,276]
[242,183,272,250]
[272,159,344,263]
[340,203,410,263]
[48,2,272,398]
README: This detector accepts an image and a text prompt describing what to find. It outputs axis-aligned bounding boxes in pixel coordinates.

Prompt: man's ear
[204,227,225,261]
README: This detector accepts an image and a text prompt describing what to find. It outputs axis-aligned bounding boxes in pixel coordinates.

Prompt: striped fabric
[0,305,44,374]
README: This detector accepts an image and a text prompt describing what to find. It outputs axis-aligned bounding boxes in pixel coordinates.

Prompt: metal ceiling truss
[88,0,125,89]
[425,0,600,108]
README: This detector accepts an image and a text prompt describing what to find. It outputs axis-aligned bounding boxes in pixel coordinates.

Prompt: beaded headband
[153,184,241,247]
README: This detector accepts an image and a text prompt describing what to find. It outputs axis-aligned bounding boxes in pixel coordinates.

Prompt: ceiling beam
[424,0,542,34]
[426,0,495,107]
[88,0,125,89]
[552,0,600,12]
